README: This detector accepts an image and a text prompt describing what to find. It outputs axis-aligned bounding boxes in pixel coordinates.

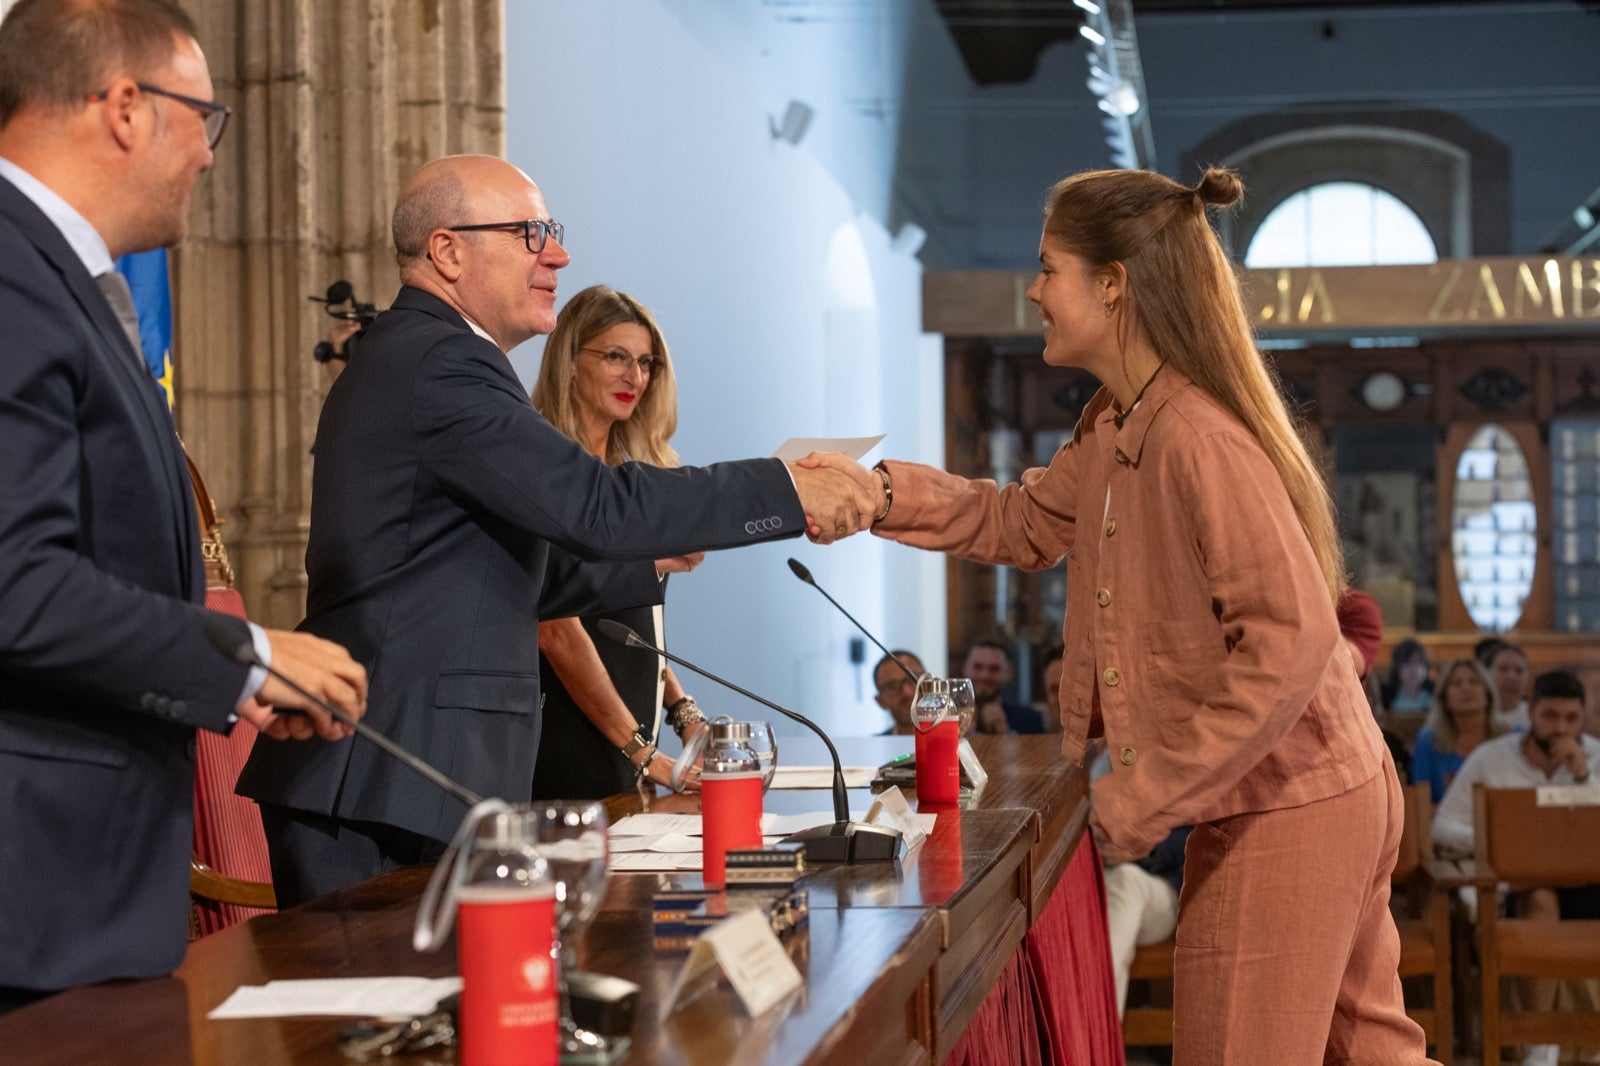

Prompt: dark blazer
[0,175,250,990]
[238,287,805,843]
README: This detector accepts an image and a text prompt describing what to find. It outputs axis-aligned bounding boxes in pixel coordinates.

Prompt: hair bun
[1194,167,1243,207]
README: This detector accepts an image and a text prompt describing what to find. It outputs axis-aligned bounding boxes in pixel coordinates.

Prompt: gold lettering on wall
[1467,264,1508,320]
[1514,262,1559,318]
[1545,259,1566,318]
[1575,260,1600,318]
[1257,269,1292,323]
[1428,263,1464,322]
[1257,269,1334,323]
[1298,270,1334,322]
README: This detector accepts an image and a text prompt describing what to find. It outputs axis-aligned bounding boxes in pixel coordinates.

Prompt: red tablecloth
[944,837,1124,1066]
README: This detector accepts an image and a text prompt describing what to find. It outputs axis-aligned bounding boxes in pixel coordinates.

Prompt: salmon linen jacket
[876,367,1385,857]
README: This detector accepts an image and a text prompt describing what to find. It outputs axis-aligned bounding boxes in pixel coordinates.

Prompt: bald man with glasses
[239,154,876,905]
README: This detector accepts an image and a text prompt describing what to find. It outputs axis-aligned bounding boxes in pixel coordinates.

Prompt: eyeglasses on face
[446,219,565,254]
[877,676,916,696]
[581,347,658,376]
[89,83,231,150]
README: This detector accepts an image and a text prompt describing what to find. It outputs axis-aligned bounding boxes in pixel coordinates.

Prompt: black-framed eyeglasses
[89,83,231,150]
[581,347,657,376]
[447,219,565,254]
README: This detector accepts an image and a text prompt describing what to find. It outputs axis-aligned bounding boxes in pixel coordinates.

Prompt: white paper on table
[608,851,703,872]
[771,435,885,463]
[768,766,875,790]
[607,832,704,853]
[761,810,832,836]
[611,813,704,836]
[207,977,462,1020]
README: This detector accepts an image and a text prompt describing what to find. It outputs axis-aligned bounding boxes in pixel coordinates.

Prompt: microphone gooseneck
[203,615,484,808]
[786,558,919,684]
[596,620,900,864]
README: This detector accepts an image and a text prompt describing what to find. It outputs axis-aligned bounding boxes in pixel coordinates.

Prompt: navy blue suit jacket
[0,175,250,990]
[237,287,805,843]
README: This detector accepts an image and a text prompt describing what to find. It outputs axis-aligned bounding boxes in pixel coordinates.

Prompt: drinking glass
[746,720,778,792]
[947,678,977,735]
[530,801,613,1062]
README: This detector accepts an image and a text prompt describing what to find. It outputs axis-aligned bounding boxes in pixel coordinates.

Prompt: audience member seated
[1038,646,1064,732]
[1382,638,1435,714]
[1484,640,1532,732]
[1411,659,1503,804]
[1335,589,1411,778]
[1432,670,1600,1066]
[872,649,926,736]
[962,639,1046,735]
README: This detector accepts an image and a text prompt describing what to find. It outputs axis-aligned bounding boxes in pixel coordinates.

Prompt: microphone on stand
[204,616,484,809]
[787,558,918,684]
[596,620,900,864]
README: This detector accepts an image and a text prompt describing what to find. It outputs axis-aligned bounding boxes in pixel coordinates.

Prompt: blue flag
[114,249,175,408]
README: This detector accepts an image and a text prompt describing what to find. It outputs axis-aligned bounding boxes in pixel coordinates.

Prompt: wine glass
[747,720,778,792]
[947,678,977,735]
[530,801,613,1062]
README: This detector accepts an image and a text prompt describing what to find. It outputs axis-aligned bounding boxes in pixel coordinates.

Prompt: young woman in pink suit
[808,167,1434,1064]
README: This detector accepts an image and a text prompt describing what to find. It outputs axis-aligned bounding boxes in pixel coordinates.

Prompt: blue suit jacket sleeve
[410,330,805,559]
[540,544,661,621]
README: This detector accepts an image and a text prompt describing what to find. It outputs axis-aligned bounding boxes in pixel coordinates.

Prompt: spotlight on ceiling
[769,100,814,146]
[892,223,928,257]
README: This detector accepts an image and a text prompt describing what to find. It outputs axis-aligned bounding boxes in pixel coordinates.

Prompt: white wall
[505,1,945,740]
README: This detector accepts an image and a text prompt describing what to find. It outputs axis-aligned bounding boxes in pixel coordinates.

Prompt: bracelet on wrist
[634,746,660,779]
[666,696,708,737]
[872,463,893,524]
[619,729,651,759]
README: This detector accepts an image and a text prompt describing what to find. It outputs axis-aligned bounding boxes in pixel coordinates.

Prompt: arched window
[1244,181,1437,268]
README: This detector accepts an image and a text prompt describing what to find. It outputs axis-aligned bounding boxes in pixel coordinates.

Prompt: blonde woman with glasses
[529,286,706,798]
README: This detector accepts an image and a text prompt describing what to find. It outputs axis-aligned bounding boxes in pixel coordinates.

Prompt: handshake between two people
[786,451,886,545]
[228,453,887,740]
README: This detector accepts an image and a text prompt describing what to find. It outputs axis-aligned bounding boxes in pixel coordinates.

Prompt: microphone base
[780,821,902,864]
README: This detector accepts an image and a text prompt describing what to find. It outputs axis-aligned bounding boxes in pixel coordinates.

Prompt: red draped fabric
[942,837,1124,1066]
[941,948,1047,1066]
[1025,839,1125,1066]
[190,587,274,935]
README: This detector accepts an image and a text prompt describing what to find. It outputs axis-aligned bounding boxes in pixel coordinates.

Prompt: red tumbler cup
[456,884,559,1066]
[701,770,764,887]
[914,718,961,804]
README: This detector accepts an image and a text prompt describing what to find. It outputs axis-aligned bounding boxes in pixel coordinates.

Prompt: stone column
[174,0,504,628]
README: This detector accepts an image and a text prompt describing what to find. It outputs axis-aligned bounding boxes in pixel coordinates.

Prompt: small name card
[1536,785,1600,807]
[957,738,989,791]
[661,908,802,1018]
[865,786,926,850]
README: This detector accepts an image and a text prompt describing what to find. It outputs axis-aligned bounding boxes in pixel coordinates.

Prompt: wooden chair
[1472,785,1600,1066]
[1122,938,1175,1047]
[1393,781,1454,1065]
[1120,782,1452,1061]
[185,452,277,937]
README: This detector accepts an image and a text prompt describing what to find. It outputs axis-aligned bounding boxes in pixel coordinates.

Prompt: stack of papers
[208,977,462,1020]
[768,765,876,790]
[606,809,935,872]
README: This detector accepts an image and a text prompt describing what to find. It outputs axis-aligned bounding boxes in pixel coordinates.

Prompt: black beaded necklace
[1112,360,1167,429]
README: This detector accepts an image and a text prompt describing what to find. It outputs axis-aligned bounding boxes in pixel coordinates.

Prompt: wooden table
[0,735,1096,1066]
